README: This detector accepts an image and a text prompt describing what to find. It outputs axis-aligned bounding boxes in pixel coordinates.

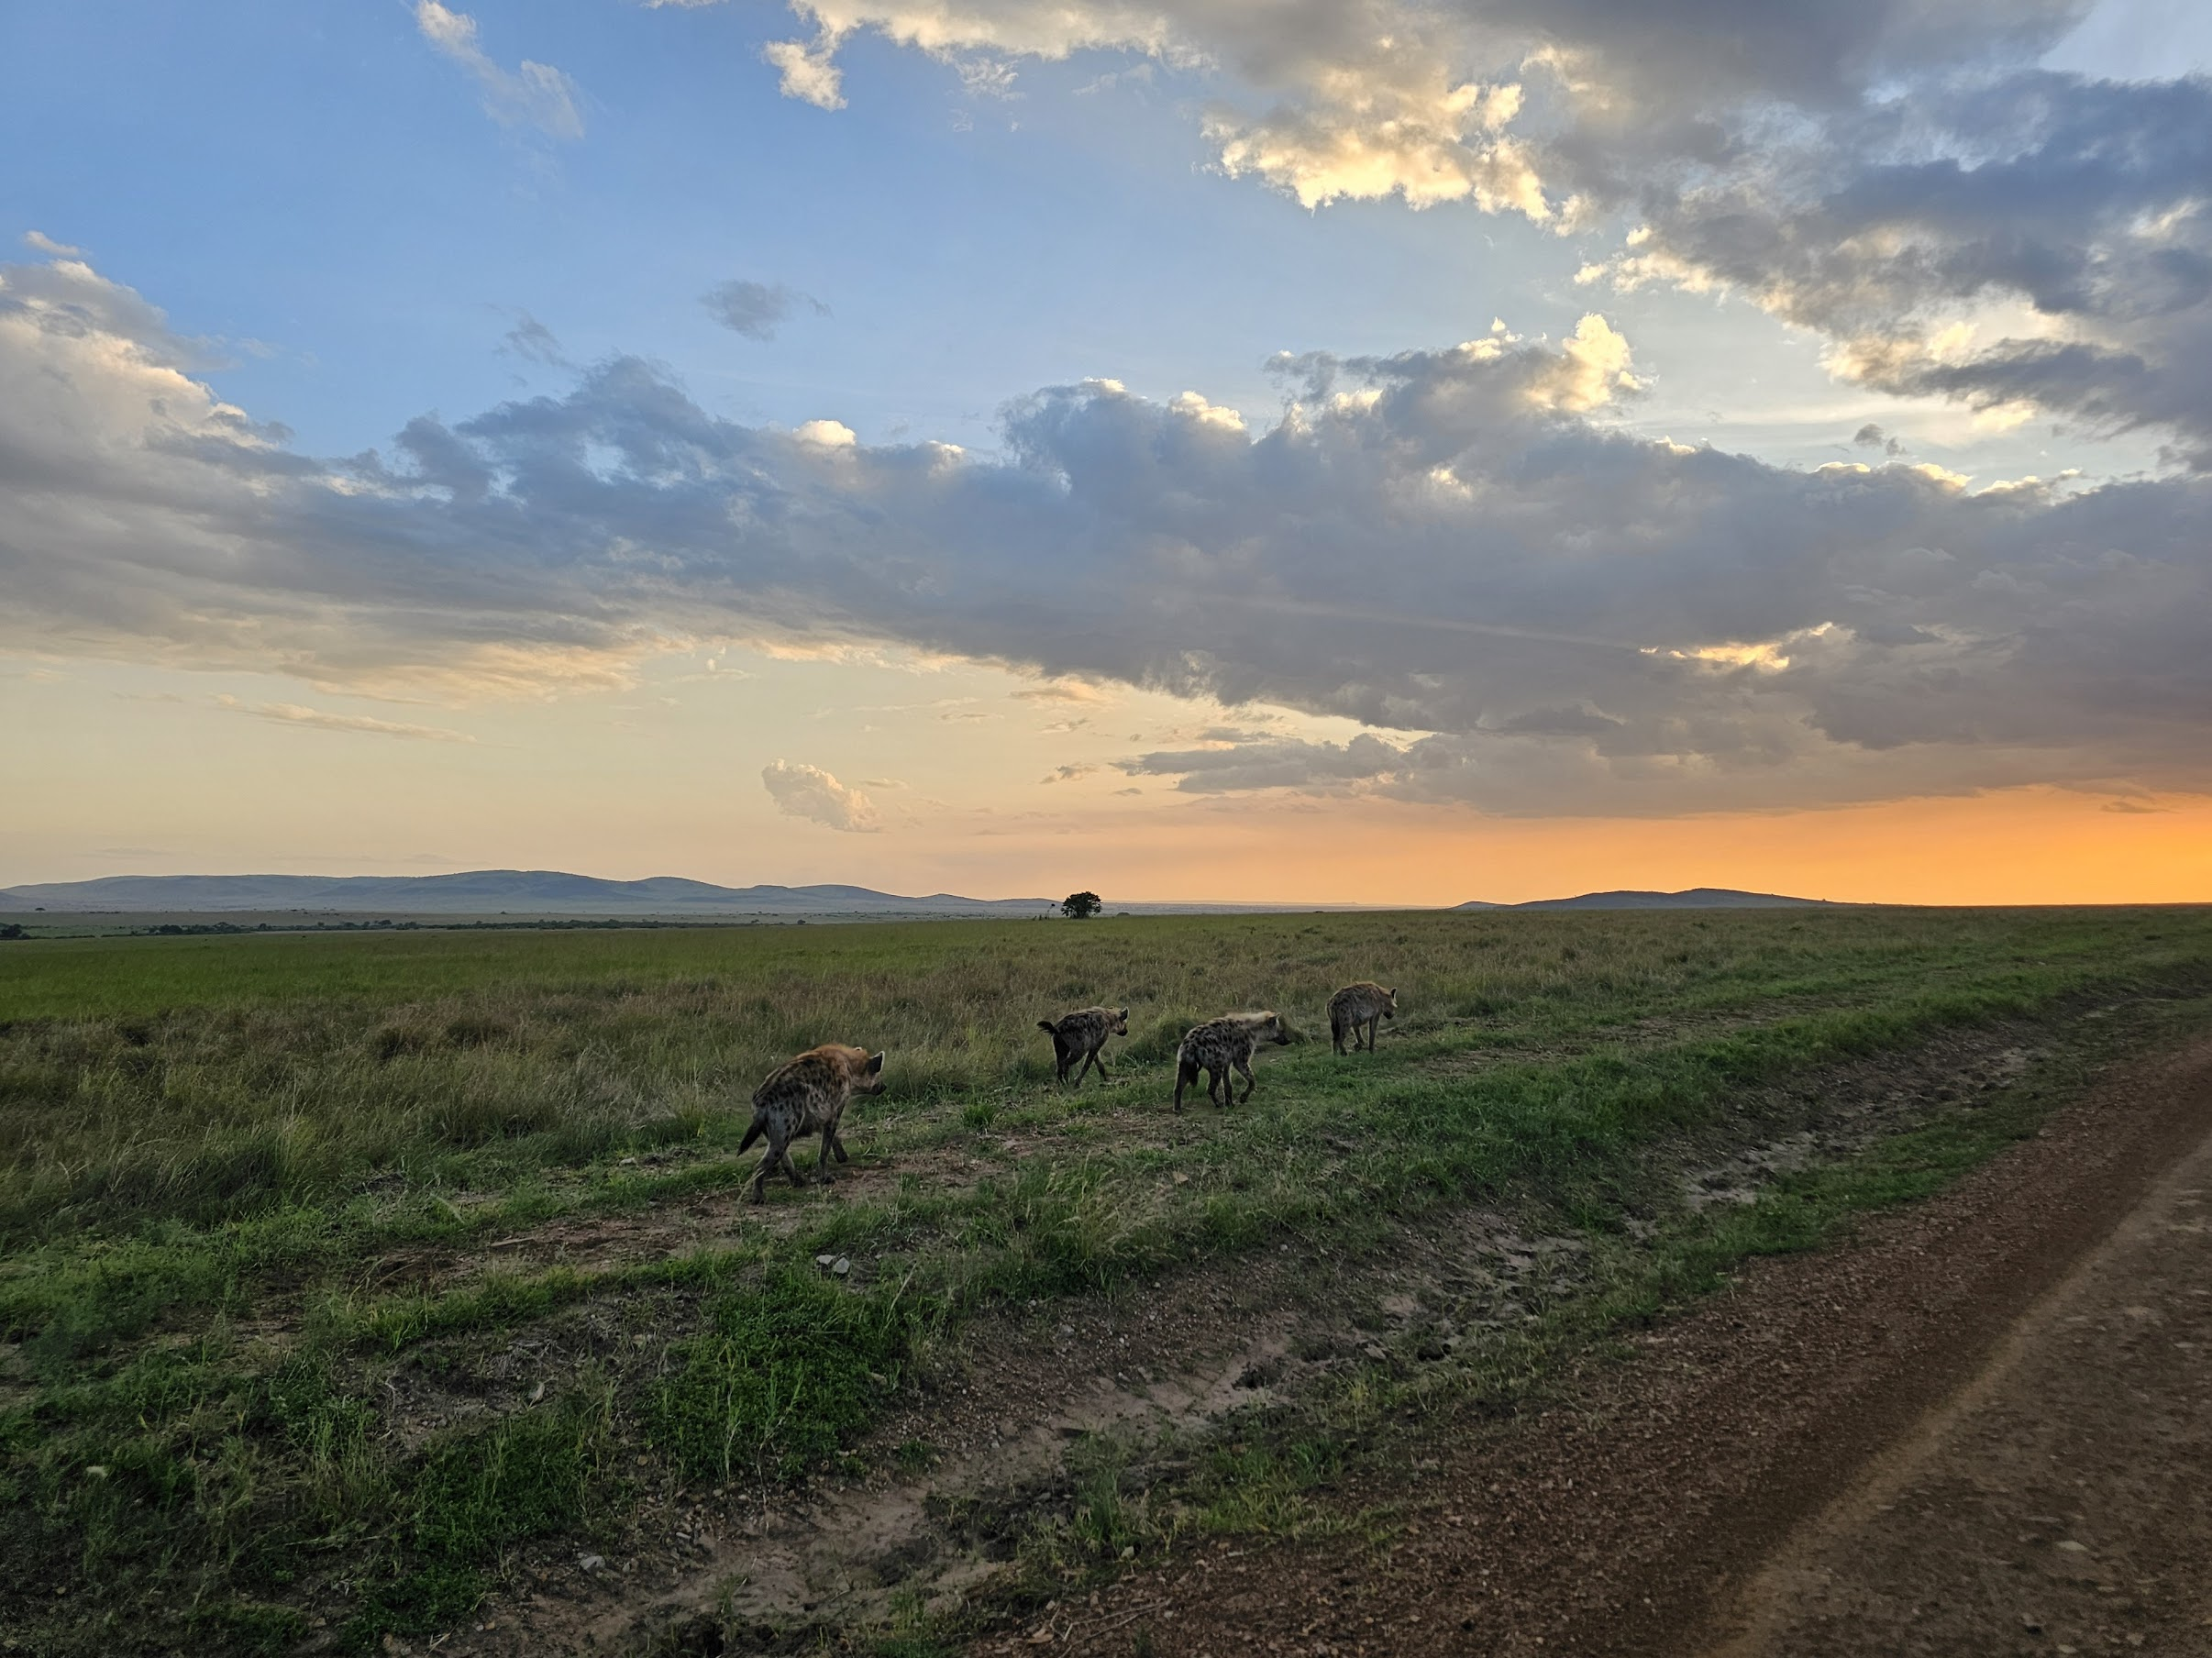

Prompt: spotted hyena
[1038,1006,1130,1085]
[1328,982,1398,1055]
[738,1044,886,1203]
[1173,1011,1291,1111]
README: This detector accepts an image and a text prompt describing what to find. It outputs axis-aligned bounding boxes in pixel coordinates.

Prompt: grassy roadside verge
[2,911,2208,1653]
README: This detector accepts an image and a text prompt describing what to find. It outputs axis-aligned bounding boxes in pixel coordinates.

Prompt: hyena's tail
[1037,1020,1059,1035]
[737,1115,766,1155]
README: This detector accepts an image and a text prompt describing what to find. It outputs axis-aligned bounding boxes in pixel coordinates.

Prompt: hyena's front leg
[1233,1055,1257,1104]
[816,1122,839,1183]
[1360,1013,1377,1051]
[829,1129,851,1164]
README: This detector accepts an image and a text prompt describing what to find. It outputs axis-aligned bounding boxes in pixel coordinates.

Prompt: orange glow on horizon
[926,787,2212,909]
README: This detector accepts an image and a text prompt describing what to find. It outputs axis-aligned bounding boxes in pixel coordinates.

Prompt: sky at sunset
[4,0,2211,904]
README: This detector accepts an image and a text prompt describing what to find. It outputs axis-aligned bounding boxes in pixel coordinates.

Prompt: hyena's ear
[865,1051,885,1076]
[1118,1007,1130,1021]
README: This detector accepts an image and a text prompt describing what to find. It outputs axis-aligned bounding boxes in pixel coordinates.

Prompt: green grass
[647,1266,929,1482]
[1,906,2209,1652]
[2,905,2195,1245]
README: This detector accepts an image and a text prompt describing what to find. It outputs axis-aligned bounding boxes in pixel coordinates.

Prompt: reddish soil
[1018,1034,2212,1658]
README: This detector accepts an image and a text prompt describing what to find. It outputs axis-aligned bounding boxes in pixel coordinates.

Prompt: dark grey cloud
[500,312,571,368]
[6,249,2212,815]
[702,278,829,341]
[1121,734,1410,794]
[1603,71,2212,466]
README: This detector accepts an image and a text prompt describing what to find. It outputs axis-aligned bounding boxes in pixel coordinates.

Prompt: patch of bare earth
[1012,1033,2212,1658]
[389,1019,2091,1658]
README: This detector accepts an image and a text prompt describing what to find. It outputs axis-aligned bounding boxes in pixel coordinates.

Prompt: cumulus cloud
[415,1,583,139]
[705,0,2083,221]
[702,278,830,340]
[685,4,2212,470]
[761,759,881,830]
[7,246,2212,818]
[763,34,848,108]
[741,0,1555,212]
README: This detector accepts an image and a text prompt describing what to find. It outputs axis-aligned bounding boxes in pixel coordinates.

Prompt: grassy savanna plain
[3,908,2211,1654]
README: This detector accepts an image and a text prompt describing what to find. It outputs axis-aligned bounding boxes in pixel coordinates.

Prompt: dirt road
[1704,1088,2212,1656]
[1030,1036,2212,1658]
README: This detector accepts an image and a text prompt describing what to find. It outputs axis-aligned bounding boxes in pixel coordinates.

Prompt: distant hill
[0,871,1056,917]
[3,871,1841,918]
[1456,887,1836,912]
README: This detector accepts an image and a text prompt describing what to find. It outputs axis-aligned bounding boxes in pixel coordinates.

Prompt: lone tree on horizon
[1060,890,1102,920]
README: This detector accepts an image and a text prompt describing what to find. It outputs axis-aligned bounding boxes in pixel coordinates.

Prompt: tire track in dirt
[1701,1085,2212,1655]
[1030,1032,2212,1658]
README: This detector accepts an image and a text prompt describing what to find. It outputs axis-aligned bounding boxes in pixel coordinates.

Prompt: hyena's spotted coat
[1038,1006,1130,1085]
[738,1044,886,1203]
[1328,982,1398,1055]
[1173,1011,1291,1111]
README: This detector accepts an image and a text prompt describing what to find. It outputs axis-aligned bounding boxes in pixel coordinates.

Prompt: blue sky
[20,0,2193,464]
[4,1,2212,901]
[3,2,1598,453]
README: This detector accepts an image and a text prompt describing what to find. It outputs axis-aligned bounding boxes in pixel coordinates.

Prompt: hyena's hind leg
[815,1122,842,1183]
[748,1124,800,1203]
[1331,1014,1348,1056]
